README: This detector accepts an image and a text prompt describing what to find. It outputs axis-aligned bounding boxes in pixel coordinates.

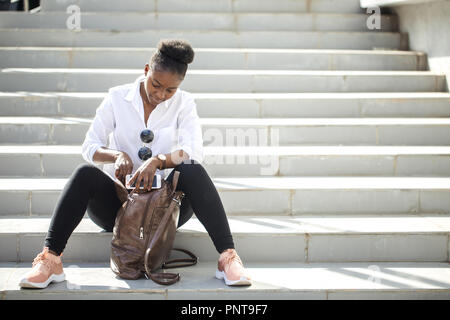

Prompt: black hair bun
[157,39,194,65]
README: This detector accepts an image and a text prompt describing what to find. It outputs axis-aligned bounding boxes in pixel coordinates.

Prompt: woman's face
[142,63,182,107]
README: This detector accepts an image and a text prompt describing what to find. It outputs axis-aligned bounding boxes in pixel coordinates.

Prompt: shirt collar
[124,74,174,112]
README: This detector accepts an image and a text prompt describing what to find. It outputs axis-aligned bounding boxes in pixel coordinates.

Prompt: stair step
[2,145,450,177]
[0,29,406,50]
[1,261,449,299]
[1,69,444,93]
[40,0,365,14]
[0,47,427,71]
[1,177,450,216]
[2,117,450,145]
[2,0,447,301]
[0,215,449,263]
[2,92,449,118]
[0,12,397,32]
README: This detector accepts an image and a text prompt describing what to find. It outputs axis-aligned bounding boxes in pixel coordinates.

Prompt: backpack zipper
[138,192,157,241]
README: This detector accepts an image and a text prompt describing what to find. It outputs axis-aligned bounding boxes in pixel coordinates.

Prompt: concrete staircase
[1,0,449,300]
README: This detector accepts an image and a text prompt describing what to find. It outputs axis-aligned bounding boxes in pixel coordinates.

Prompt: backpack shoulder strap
[171,170,180,191]
[144,248,197,285]
[162,248,198,269]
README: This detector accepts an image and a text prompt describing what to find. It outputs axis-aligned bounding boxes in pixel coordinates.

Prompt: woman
[19,39,252,288]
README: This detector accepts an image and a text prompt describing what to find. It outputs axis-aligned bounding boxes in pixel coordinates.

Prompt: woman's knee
[73,163,100,177]
[70,163,103,186]
[174,161,208,178]
[172,162,213,194]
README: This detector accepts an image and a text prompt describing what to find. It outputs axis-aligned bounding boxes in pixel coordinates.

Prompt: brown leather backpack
[111,171,197,285]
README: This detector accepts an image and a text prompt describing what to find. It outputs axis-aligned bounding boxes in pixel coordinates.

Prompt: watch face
[158,154,166,160]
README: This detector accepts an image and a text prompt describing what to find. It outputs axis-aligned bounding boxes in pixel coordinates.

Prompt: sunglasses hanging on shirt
[138,129,154,161]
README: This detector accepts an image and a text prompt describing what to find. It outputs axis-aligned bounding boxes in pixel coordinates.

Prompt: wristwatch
[156,154,167,170]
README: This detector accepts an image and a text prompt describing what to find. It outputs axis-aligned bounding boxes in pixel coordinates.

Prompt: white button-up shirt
[81,74,204,182]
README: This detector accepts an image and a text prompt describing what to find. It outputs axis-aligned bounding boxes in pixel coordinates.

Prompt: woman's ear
[144,63,150,76]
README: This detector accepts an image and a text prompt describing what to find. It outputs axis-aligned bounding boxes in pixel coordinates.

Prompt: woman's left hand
[128,157,160,193]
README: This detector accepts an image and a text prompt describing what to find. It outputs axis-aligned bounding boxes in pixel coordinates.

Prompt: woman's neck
[139,82,156,109]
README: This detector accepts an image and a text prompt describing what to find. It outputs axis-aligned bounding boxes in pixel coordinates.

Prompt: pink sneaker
[19,247,65,289]
[215,249,252,286]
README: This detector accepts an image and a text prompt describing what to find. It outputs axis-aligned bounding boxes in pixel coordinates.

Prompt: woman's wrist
[148,156,163,170]
[93,147,124,164]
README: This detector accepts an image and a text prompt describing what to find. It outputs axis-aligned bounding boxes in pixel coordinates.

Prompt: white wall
[362,0,450,91]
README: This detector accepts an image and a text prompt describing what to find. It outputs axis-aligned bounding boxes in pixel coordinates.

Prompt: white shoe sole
[19,272,66,289]
[215,270,252,286]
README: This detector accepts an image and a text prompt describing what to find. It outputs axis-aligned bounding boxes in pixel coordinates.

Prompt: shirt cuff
[83,144,103,165]
[171,145,202,164]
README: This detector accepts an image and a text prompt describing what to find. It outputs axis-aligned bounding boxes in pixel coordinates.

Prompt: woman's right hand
[114,151,134,183]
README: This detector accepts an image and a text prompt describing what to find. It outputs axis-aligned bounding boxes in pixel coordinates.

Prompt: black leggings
[44,162,235,255]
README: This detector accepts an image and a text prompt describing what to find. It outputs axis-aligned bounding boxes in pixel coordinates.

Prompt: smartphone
[125,174,161,190]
